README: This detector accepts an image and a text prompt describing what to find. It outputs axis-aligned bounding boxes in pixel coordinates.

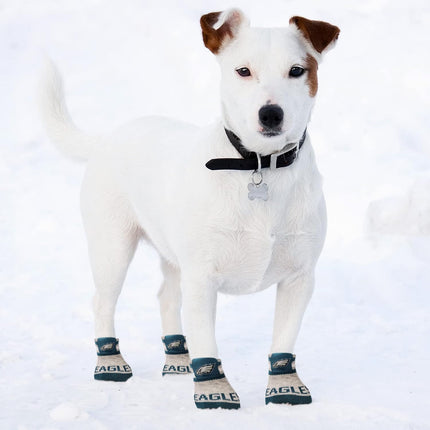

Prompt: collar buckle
[294,142,300,160]
[270,153,278,171]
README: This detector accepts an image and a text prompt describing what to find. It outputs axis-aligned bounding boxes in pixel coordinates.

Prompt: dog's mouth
[259,128,284,138]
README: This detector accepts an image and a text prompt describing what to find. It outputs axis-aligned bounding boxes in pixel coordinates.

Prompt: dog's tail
[38,59,101,161]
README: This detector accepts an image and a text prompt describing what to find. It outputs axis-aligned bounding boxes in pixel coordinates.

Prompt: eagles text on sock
[266,385,310,396]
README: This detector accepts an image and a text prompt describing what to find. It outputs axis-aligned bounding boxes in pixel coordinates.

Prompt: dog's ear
[200,9,249,54]
[289,16,340,55]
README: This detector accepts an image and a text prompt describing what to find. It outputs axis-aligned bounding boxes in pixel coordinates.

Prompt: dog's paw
[191,358,240,409]
[265,373,312,405]
[265,353,311,405]
[94,353,133,381]
[161,334,192,376]
[94,337,132,382]
[162,353,192,376]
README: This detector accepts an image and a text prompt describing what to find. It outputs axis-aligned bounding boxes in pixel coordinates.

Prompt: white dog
[40,9,339,409]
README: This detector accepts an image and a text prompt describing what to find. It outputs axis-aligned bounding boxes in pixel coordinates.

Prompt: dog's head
[201,9,340,155]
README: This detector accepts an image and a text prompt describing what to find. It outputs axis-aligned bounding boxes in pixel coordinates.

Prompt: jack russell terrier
[40,8,339,409]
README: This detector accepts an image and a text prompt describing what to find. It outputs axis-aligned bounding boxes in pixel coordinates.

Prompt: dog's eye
[236,67,251,77]
[289,66,305,78]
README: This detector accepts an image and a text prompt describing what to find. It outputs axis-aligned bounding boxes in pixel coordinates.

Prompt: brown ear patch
[306,54,318,97]
[200,12,234,54]
[290,16,340,53]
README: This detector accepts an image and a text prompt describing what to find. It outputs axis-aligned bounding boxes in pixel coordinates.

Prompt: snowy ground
[1,0,430,428]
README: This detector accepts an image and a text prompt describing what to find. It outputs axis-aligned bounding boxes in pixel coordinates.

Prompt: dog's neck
[205,127,307,171]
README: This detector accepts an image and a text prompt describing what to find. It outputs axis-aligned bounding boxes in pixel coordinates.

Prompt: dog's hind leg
[158,259,191,376]
[265,273,314,405]
[81,172,140,382]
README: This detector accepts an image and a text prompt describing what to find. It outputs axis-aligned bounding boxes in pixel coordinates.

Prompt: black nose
[258,104,284,129]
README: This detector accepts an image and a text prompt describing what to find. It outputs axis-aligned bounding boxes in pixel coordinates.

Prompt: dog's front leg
[182,276,240,410]
[265,273,315,405]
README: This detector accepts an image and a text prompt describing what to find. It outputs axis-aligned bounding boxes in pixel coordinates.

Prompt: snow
[1,0,430,428]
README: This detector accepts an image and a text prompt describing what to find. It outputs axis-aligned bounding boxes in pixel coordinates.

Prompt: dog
[40,9,339,409]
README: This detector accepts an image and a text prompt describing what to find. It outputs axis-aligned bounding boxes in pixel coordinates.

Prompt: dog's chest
[209,208,305,294]
[199,164,323,294]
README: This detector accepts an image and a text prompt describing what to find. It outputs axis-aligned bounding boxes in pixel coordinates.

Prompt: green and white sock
[94,337,132,382]
[161,334,192,376]
[191,357,240,410]
[265,353,311,405]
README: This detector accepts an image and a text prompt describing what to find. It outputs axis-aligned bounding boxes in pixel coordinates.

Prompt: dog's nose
[258,105,284,129]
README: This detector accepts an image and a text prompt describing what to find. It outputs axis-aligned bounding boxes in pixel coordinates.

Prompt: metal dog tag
[248,167,268,201]
[248,182,268,201]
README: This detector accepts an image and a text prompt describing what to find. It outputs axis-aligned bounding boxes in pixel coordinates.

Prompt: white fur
[39,10,330,361]
[38,58,101,160]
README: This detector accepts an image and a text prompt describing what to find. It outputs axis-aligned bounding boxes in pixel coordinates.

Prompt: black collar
[205,128,307,171]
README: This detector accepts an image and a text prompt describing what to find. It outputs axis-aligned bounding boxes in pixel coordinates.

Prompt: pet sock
[265,353,312,405]
[94,337,132,382]
[191,357,240,409]
[161,334,192,376]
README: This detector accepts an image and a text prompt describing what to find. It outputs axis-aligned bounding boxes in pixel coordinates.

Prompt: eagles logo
[167,340,182,350]
[100,343,114,352]
[273,359,290,368]
[196,363,215,376]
